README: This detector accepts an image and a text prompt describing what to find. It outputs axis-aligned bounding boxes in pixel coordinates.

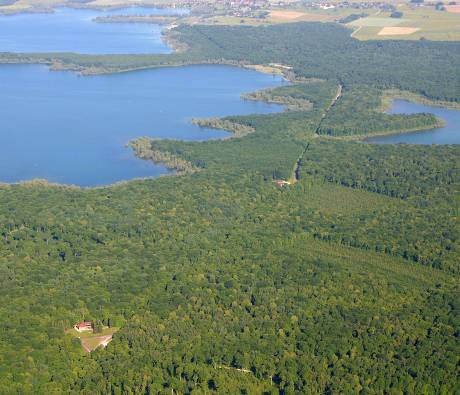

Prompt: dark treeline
[175,23,460,102]
[318,85,440,136]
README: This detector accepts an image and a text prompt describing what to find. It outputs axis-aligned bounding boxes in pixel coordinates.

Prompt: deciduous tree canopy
[0,20,459,395]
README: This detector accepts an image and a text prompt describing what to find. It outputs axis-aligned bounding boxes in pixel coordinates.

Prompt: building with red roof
[74,321,92,332]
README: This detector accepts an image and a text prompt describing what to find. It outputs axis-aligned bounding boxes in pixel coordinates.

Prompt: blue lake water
[0,7,187,54]
[0,64,285,186]
[3,8,457,188]
[366,100,460,145]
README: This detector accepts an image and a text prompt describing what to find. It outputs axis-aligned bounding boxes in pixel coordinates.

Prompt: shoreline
[381,89,460,111]
[0,55,294,79]
[0,70,455,189]
[0,13,458,188]
[0,114,449,190]
[325,118,447,143]
[0,6,55,16]
[0,2,180,16]
[0,173,175,191]
[359,120,448,143]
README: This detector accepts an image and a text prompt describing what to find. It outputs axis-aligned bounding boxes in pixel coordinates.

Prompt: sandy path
[80,335,113,353]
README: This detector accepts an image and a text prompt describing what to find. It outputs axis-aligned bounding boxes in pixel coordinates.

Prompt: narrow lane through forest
[289,84,343,183]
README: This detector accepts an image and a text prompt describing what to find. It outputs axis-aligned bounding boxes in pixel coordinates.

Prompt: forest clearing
[67,326,119,353]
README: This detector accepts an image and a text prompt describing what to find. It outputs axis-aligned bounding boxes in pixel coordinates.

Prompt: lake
[0,7,188,54]
[3,8,457,188]
[366,100,460,145]
[0,64,285,186]
[0,6,287,186]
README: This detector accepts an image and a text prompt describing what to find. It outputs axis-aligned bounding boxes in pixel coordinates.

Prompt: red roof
[75,321,92,329]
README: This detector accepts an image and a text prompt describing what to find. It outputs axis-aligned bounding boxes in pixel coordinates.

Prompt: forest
[1,167,459,394]
[0,19,459,395]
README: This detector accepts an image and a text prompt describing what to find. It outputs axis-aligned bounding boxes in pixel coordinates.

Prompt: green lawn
[67,326,119,339]
[67,326,119,352]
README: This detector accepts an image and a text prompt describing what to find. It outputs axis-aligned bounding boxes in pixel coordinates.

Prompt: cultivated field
[2,0,459,41]
[270,10,306,19]
[348,16,407,27]
[446,5,460,14]
[378,26,420,35]
[267,9,343,22]
[349,5,460,41]
[202,7,366,26]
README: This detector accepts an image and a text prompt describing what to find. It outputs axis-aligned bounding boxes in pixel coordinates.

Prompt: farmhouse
[74,321,92,332]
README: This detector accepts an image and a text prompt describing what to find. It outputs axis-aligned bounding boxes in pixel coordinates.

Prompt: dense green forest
[1,171,459,394]
[0,19,459,395]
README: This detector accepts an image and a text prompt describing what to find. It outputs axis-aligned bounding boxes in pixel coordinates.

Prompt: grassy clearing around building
[67,327,119,353]
[349,4,460,41]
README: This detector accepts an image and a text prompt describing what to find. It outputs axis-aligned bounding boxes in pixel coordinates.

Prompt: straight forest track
[289,143,310,184]
[314,83,343,136]
[288,84,343,183]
